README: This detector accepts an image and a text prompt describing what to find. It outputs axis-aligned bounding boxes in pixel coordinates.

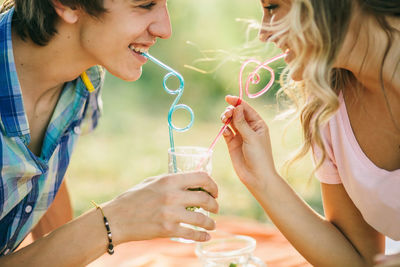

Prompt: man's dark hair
[0,0,107,46]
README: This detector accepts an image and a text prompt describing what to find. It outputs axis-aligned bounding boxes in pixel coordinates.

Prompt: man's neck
[11,23,96,102]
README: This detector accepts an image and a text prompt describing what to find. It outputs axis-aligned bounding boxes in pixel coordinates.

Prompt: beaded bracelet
[91,200,114,255]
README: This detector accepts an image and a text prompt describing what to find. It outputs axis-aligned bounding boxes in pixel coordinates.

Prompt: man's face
[78,0,172,81]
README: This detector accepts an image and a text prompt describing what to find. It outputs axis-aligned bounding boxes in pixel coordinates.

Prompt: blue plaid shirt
[0,8,104,255]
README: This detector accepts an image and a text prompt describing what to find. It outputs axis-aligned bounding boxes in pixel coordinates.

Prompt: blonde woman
[221,0,400,266]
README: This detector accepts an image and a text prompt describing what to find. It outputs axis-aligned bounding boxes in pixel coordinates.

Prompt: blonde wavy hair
[266,0,400,173]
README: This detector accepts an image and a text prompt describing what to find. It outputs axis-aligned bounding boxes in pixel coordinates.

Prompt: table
[89,216,311,267]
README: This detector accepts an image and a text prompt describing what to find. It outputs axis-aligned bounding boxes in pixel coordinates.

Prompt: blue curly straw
[141,52,194,173]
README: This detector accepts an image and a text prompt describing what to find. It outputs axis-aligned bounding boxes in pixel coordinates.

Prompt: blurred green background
[67,0,323,222]
[0,0,322,222]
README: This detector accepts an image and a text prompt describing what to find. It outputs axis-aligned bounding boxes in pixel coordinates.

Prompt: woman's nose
[259,27,272,42]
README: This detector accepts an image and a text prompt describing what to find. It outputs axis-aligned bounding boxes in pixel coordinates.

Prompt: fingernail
[205,233,211,241]
[374,253,385,262]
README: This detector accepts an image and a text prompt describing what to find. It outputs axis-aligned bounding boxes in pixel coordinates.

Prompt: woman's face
[258,0,305,80]
[259,0,292,56]
[78,0,172,81]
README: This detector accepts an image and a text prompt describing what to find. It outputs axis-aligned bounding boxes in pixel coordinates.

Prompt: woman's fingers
[221,103,251,138]
[231,104,254,141]
[222,125,235,142]
[223,96,269,144]
[225,95,242,107]
[221,105,235,124]
[225,95,265,123]
[223,125,243,151]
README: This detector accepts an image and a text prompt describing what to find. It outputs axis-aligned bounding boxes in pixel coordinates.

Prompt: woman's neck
[335,11,400,96]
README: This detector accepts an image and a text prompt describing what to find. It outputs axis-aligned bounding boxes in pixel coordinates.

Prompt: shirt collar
[0,7,29,137]
[81,65,105,94]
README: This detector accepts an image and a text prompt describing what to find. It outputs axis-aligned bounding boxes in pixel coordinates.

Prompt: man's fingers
[183,190,219,214]
[171,172,218,199]
[180,209,216,231]
[171,225,211,242]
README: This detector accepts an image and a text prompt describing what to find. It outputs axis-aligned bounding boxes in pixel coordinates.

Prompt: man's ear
[52,0,79,24]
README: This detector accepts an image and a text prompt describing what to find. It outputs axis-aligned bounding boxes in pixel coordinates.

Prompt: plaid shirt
[0,8,104,255]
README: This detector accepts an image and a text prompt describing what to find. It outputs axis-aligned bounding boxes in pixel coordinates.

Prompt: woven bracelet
[91,200,114,255]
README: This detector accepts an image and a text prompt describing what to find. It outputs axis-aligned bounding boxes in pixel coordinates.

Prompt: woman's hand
[221,95,277,190]
[375,253,400,267]
[104,171,219,244]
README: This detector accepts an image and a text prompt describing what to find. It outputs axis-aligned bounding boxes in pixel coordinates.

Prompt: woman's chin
[291,69,304,81]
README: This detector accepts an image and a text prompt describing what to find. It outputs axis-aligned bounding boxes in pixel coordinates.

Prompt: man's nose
[149,7,172,39]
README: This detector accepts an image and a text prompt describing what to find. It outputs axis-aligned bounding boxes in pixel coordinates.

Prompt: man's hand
[375,253,400,267]
[104,171,219,244]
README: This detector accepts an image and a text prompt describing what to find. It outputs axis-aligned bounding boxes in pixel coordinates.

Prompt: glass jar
[195,235,267,267]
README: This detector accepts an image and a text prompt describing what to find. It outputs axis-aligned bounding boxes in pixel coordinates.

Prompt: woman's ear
[52,0,79,24]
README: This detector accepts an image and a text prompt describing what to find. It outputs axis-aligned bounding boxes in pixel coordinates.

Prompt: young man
[0,0,219,265]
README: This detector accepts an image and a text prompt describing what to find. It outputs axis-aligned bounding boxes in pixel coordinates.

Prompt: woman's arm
[322,183,384,265]
[254,176,384,266]
[0,172,219,266]
[221,95,385,267]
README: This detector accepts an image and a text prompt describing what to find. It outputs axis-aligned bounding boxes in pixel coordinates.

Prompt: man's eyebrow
[131,0,150,3]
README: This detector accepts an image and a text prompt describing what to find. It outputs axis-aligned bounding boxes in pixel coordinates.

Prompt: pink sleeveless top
[313,93,400,240]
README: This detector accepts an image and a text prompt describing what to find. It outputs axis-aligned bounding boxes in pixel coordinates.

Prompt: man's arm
[16,180,73,250]
[31,180,73,239]
[0,172,219,267]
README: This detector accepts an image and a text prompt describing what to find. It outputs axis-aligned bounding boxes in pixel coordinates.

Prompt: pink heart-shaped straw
[205,53,286,155]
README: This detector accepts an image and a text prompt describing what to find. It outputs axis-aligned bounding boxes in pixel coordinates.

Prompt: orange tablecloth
[89,217,311,267]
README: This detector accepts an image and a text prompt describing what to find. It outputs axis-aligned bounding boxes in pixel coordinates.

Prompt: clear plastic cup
[168,146,213,243]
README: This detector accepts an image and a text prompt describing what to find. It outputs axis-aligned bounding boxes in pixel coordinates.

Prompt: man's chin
[110,69,142,82]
